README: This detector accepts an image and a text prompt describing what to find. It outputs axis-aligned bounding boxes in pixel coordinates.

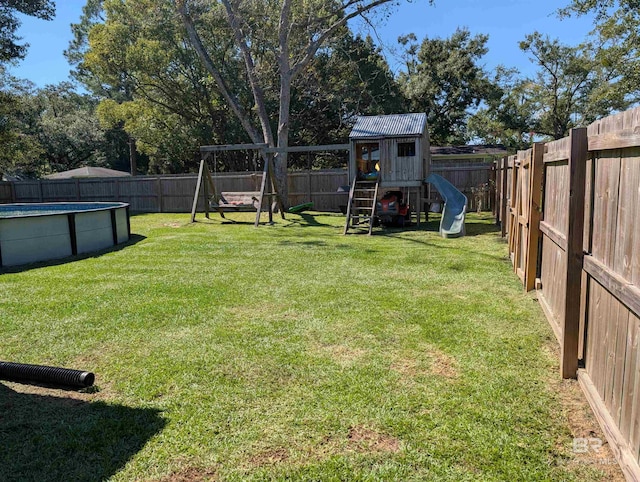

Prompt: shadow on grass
[463,216,501,237]
[193,213,292,226]
[0,234,147,275]
[0,383,165,481]
[283,212,340,228]
[414,213,501,237]
[192,214,255,225]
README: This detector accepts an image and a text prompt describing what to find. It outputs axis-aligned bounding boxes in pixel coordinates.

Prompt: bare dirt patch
[390,346,458,380]
[546,342,625,481]
[2,380,104,403]
[428,348,458,379]
[318,343,367,366]
[226,304,299,323]
[346,425,400,453]
[249,447,289,467]
[158,466,218,481]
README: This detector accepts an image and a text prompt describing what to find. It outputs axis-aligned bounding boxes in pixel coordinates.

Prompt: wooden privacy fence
[496,106,640,481]
[1,163,496,213]
[0,170,350,213]
[430,160,495,212]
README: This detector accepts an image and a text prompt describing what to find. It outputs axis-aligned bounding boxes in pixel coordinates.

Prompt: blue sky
[9,0,595,88]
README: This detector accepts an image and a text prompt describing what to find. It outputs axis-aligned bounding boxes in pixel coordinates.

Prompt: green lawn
[0,212,607,480]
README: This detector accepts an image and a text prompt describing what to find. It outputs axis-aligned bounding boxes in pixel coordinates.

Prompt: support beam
[200,143,268,153]
[264,144,349,153]
[190,160,205,223]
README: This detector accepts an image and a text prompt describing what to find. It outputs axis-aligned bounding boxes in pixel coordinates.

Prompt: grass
[0,212,609,480]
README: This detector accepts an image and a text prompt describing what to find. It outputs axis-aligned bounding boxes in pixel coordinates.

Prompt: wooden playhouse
[345,113,431,233]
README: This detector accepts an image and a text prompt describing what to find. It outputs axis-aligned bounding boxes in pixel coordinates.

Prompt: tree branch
[290,0,397,80]
[175,1,263,144]
[220,0,275,146]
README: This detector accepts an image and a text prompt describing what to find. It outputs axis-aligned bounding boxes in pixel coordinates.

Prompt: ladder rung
[353,197,375,201]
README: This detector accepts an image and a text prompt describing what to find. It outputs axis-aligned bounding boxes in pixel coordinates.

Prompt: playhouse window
[398,142,416,157]
[357,143,380,174]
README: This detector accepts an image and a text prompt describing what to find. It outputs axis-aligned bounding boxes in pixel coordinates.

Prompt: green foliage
[518,32,627,139]
[71,1,407,173]
[31,83,112,172]
[65,0,105,92]
[66,0,142,174]
[0,66,132,178]
[289,33,404,168]
[398,28,498,145]
[466,67,533,150]
[560,0,640,107]
[0,0,55,63]
[0,69,44,177]
[76,0,249,173]
[469,29,634,147]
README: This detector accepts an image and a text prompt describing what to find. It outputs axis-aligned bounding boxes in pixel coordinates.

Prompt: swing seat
[211,192,261,211]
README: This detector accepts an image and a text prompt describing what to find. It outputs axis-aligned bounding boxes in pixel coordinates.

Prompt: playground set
[191,113,467,237]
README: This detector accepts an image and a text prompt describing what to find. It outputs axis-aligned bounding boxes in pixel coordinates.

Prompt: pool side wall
[0,204,130,267]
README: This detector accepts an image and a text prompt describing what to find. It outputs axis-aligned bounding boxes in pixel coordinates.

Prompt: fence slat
[524,143,544,291]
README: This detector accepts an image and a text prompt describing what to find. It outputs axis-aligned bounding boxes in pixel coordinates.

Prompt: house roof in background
[430,145,508,157]
[44,167,131,179]
[349,113,427,139]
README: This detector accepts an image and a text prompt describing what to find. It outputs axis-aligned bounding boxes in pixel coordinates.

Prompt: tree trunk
[275,70,292,208]
[129,136,137,176]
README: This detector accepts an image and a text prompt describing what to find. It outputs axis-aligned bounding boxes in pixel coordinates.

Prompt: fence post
[525,143,544,291]
[156,177,163,213]
[494,159,501,227]
[561,127,588,379]
[490,162,497,217]
[500,157,508,236]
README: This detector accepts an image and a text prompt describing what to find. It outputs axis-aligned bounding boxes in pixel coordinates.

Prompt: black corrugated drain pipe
[0,361,95,388]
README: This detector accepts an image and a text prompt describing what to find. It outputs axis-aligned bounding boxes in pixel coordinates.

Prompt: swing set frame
[191,143,285,227]
[190,143,350,226]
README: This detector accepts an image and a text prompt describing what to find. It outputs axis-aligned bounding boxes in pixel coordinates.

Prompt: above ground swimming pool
[0,202,130,268]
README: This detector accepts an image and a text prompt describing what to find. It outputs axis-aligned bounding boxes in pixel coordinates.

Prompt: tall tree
[0,0,55,63]
[175,0,417,204]
[560,0,640,104]
[66,0,141,175]
[74,0,247,173]
[398,28,498,145]
[467,67,534,150]
[518,32,626,139]
[0,67,44,177]
[30,82,110,172]
[290,33,404,151]
[65,0,105,92]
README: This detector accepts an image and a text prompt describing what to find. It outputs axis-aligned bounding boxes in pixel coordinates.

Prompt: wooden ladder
[343,178,379,235]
